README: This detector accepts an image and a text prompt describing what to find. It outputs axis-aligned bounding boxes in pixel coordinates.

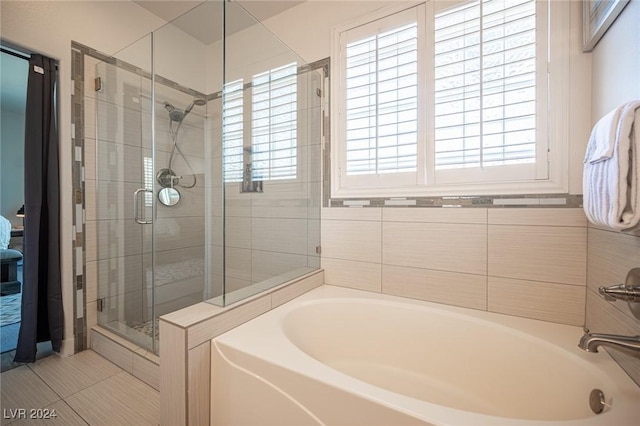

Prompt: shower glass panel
[151,1,223,340]
[214,1,322,306]
[95,0,321,354]
[95,33,155,352]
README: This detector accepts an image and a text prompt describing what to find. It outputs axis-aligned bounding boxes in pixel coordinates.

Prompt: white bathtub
[211,286,640,425]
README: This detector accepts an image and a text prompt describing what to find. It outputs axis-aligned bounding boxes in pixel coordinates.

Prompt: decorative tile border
[328,194,583,209]
[71,45,86,352]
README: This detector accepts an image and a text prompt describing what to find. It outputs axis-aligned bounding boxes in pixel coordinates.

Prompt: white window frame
[331,0,570,198]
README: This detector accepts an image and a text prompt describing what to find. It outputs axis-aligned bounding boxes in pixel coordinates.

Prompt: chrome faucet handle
[598,269,640,320]
[599,284,640,303]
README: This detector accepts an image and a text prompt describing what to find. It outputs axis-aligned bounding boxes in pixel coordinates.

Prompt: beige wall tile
[95,254,145,299]
[587,228,640,294]
[321,207,382,221]
[84,95,97,140]
[85,260,98,303]
[225,216,251,249]
[271,270,324,308]
[383,222,487,275]
[586,288,640,336]
[488,225,586,285]
[154,277,205,308]
[383,265,487,310]
[251,181,309,219]
[322,258,381,292]
[383,208,487,224]
[322,220,382,263]
[96,140,142,183]
[88,219,143,261]
[488,277,585,326]
[95,102,143,146]
[154,217,205,253]
[188,342,211,426]
[84,220,97,262]
[84,179,97,221]
[160,321,187,425]
[251,218,308,255]
[585,289,640,385]
[90,329,134,373]
[225,247,252,281]
[251,251,309,283]
[488,208,587,227]
[84,138,96,181]
[187,295,271,349]
[133,353,160,391]
[86,301,97,338]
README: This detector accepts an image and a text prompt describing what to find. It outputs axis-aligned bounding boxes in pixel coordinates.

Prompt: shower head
[165,97,206,121]
[184,97,207,115]
[164,102,185,121]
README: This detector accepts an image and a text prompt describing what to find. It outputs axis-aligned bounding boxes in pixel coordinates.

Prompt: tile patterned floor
[0,350,159,426]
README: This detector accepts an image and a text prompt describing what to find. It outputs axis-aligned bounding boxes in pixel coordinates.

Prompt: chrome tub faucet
[579,268,640,357]
[579,329,640,356]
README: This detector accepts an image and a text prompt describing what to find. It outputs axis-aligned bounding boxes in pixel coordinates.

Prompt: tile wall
[321,207,587,326]
[207,68,323,295]
[82,52,207,344]
[586,226,640,385]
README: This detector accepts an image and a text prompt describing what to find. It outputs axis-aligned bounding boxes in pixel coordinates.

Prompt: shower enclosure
[93,1,322,354]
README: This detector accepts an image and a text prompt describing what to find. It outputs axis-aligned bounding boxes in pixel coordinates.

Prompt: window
[332,0,568,197]
[344,21,419,176]
[222,63,298,183]
[222,80,244,183]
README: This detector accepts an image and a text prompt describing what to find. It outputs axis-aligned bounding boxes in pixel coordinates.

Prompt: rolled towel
[583,101,640,231]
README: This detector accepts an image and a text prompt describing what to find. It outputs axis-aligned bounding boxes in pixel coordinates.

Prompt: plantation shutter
[251,63,297,181]
[434,0,540,172]
[342,8,420,179]
[222,79,244,182]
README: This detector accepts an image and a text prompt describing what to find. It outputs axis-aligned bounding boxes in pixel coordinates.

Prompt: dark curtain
[14,54,63,362]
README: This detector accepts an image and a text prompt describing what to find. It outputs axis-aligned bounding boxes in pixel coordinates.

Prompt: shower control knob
[598,284,640,302]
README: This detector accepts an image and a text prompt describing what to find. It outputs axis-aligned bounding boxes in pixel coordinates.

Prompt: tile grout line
[26,363,66,404]
[57,399,91,426]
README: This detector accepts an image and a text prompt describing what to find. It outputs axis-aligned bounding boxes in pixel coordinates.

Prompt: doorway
[0,46,56,371]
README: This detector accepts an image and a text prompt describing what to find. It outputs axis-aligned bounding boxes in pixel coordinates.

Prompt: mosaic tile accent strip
[71,46,86,353]
[328,194,583,209]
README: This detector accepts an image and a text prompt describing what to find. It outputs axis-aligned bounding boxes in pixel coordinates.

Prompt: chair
[0,215,22,296]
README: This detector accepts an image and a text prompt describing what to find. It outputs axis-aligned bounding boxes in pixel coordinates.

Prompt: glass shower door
[94,34,156,352]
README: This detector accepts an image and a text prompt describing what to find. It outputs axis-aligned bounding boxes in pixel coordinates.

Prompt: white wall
[0,0,166,356]
[591,0,640,120]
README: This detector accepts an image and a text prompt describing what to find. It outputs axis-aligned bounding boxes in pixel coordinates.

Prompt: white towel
[583,101,640,231]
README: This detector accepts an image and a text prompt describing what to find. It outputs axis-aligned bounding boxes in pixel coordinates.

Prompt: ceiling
[134,0,305,45]
[0,52,28,115]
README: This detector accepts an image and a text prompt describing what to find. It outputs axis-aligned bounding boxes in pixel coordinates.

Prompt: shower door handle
[134,188,153,224]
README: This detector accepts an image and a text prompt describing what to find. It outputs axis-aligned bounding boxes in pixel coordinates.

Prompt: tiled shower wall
[207,67,324,295]
[321,207,587,326]
[78,45,208,345]
[73,43,325,349]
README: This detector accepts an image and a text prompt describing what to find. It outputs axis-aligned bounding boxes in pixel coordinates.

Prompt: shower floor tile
[130,319,159,340]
